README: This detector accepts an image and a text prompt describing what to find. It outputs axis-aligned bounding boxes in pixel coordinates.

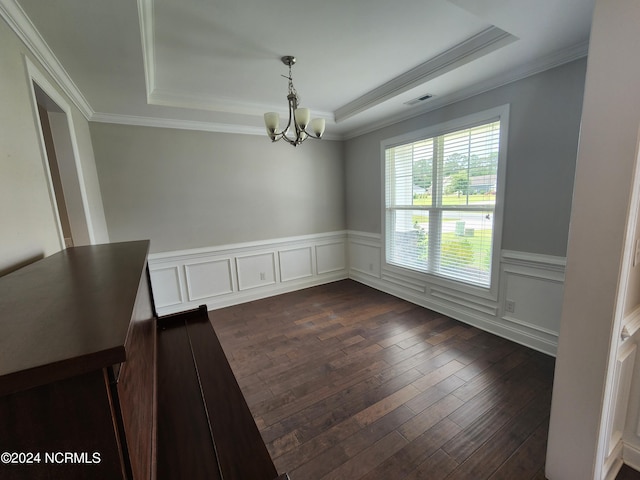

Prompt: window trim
[380,104,510,300]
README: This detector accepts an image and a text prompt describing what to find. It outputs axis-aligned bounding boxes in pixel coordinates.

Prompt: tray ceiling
[5,0,594,138]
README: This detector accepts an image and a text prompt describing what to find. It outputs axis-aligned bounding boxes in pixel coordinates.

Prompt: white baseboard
[604,440,624,480]
[624,442,640,473]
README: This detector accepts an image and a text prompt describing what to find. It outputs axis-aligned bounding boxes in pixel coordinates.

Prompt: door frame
[25,56,96,247]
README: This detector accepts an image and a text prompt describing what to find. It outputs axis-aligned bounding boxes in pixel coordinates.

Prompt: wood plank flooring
[212,279,555,479]
[619,465,640,480]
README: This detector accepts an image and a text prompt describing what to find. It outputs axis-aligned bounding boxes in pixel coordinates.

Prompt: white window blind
[385,120,501,287]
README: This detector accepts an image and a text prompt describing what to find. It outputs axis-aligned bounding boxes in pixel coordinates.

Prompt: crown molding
[149,88,287,118]
[147,87,335,121]
[137,0,156,100]
[91,111,344,140]
[1,0,587,144]
[91,112,265,136]
[342,40,589,140]
[335,26,518,123]
[0,0,94,119]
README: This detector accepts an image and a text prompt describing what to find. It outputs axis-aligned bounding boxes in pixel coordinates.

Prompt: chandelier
[264,56,326,147]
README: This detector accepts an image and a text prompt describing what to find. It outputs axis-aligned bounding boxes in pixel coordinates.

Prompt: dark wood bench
[157,305,288,480]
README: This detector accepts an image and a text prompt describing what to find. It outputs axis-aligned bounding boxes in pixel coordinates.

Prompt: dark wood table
[0,241,156,480]
[0,241,287,480]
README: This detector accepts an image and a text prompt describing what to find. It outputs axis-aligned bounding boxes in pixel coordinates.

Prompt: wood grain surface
[213,279,556,480]
[0,241,150,396]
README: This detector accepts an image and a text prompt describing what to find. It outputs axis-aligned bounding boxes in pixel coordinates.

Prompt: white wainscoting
[619,307,640,475]
[347,231,565,356]
[149,232,348,315]
[150,230,565,355]
[499,250,566,354]
[603,337,637,479]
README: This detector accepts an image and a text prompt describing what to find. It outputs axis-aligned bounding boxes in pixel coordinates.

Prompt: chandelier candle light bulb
[264,56,326,146]
[294,108,310,130]
[264,112,280,140]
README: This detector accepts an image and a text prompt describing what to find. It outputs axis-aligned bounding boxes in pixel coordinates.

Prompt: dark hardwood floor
[212,279,556,479]
[619,465,640,480]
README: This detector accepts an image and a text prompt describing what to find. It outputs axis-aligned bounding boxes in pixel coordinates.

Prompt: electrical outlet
[505,300,516,314]
[259,272,266,281]
[635,239,640,267]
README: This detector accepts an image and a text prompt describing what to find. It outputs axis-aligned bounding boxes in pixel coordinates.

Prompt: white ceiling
[5,0,594,139]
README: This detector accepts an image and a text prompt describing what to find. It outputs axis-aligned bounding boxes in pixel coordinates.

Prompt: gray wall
[345,58,587,257]
[0,17,108,275]
[90,123,345,253]
[0,18,57,273]
[3,0,585,273]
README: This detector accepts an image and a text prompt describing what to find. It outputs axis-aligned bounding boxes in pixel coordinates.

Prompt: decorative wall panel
[149,266,182,308]
[149,232,348,315]
[279,247,313,282]
[185,259,233,301]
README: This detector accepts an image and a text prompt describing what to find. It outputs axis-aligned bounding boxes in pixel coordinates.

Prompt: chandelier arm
[281,126,304,146]
[280,131,297,145]
[297,123,323,140]
[302,129,322,140]
[276,93,299,144]
[280,114,294,137]
[271,117,318,145]
[269,119,303,145]
[269,132,300,146]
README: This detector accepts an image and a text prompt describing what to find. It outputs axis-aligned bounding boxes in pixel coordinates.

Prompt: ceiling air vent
[404,94,433,106]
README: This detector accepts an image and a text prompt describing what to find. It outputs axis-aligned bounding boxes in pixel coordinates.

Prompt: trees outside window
[384,110,506,289]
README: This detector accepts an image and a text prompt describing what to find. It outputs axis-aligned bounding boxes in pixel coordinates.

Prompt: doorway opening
[33,83,74,248]
[26,56,97,249]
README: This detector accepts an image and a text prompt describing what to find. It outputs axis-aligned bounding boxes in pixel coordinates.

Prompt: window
[383,107,507,288]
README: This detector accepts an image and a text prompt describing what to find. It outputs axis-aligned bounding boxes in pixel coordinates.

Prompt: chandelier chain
[282,63,300,103]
